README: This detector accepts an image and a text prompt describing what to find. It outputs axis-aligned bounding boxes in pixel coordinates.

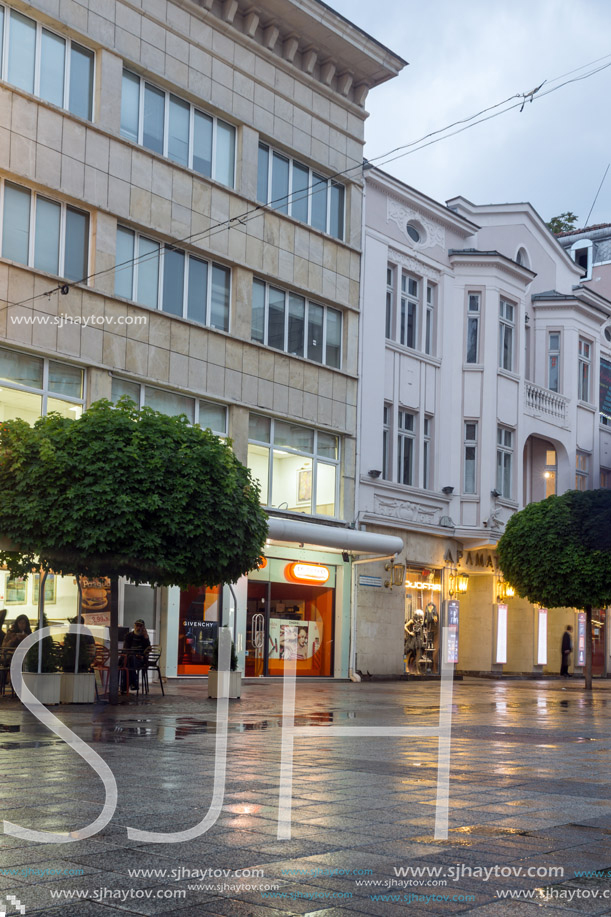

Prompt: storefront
[403,567,442,675]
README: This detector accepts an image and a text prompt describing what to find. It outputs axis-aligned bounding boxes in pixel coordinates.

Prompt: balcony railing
[524,381,568,423]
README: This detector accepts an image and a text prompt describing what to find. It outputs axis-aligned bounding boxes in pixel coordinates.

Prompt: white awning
[266,517,403,556]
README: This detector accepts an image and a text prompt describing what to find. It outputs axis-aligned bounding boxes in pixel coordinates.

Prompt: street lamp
[496,577,515,603]
[448,570,469,598]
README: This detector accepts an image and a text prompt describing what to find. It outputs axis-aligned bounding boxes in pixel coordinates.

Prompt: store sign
[577,612,586,667]
[446,600,459,664]
[285,562,330,585]
[537,608,547,665]
[405,580,442,592]
[257,556,268,569]
[496,604,508,664]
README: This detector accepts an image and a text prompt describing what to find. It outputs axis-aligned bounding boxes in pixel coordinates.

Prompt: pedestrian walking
[560,624,573,677]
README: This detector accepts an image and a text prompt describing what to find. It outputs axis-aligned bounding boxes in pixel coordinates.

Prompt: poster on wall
[495,604,508,664]
[79,576,111,627]
[577,612,587,667]
[269,619,321,660]
[537,608,548,665]
[446,600,459,664]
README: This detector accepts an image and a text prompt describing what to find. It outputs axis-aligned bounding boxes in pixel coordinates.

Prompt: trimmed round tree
[0,398,268,701]
[497,489,611,690]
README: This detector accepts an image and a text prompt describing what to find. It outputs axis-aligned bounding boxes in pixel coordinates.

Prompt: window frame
[397,408,416,486]
[111,377,228,436]
[0,345,85,414]
[466,292,481,364]
[496,426,514,499]
[257,141,345,241]
[121,69,236,188]
[547,330,561,393]
[424,284,436,356]
[0,5,94,119]
[571,239,593,281]
[399,272,419,350]
[115,226,231,332]
[0,180,90,281]
[575,452,589,491]
[247,413,341,519]
[251,278,342,369]
[463,421,478,494]
[422,414,432,489]
[385,265,395,340]
[578,336,592,402]
[499,298,516,372]
[382,402,391,480]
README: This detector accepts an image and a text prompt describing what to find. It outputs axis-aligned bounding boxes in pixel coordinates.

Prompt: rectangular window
[423,416,432,489]
[0,346,84,423]
[397,409,415,486]
[466,293,480,363]
[600,357,611,426]
[115,227,229,331]
[601,469,611,489]
[499,299,515,371]
[2,181,88,280]
[122,70,235,188]
[382,403,391,480]
[464,422,477,494]
[578,337,591,402]
[247,414,340,518]
[496,427,513,499]
[112,379,227,436]
[575,453,589,491]
[2,8,94,119]
[257,142,345,240]
[400,274,418,349]
[386,265,395,339]
[425,285,435,355]
[251,280,341,368]
[548,331,561,392]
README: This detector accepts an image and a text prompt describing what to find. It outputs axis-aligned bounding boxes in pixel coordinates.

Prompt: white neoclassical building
[355,168,611,678]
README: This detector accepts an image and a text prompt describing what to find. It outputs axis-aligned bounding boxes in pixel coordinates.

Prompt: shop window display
[404,568,441,674]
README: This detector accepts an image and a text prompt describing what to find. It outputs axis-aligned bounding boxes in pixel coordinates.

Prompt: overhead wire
[4,50,611,314]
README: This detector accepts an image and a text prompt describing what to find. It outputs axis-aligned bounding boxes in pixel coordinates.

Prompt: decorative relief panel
[388,249,441,283]
[374,494,444,526]
[387,197,446,249]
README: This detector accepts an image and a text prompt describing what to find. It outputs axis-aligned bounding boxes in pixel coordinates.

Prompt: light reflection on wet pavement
[1,677,611,914]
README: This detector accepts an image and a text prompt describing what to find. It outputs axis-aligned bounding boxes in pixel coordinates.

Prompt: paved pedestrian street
[2,678,611,916]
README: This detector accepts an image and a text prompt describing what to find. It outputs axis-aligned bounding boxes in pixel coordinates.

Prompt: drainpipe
[348,553,397,682]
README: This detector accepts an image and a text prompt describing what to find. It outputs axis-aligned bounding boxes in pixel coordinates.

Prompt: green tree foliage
[546,212,578,234]
[0,398,268,588]
[497,490,611,689]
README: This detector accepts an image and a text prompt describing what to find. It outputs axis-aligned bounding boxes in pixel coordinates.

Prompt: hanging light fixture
[497,576,515,603]
[456,572,469,594]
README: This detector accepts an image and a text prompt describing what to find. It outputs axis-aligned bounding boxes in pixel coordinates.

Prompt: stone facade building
[0,0,404,679]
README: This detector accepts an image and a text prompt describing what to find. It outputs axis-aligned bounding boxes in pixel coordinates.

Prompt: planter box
[60,672,96,704]
[208,670,242,699]
[22,673,61,705]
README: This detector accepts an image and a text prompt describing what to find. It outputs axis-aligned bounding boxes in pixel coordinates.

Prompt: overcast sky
[329,0,611,228]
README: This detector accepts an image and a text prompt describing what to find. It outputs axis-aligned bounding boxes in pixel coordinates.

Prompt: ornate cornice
[387,248,442,282]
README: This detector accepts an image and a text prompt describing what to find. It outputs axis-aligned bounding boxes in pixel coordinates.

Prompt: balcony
[524,381,568,425]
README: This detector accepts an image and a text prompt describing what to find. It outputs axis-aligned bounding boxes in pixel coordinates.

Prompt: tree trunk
[109,576,119,705]
[585,604,593,691]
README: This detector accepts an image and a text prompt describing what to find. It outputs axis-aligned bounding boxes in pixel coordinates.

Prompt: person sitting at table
[2,614,32,648]
[120,619,151,693]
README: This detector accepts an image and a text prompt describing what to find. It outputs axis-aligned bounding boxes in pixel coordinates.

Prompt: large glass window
[111,378,227,435]
[499,299,515,371]
[400,274,418,349]
[2,182,89,281]
[386,266,395,340]
[0,347,84,425]
[496,427,513,499]
[382,403,391,480]
[115,227,230,331]
[423,416,432,489]
[251,279,341,368]
[466,293,480,363]
[425,285,435,356]
[121,70,235,188]
[578,337,591,402]
[397,409,415,486]
[575,453,589,491]
[247,414,340,518]
[464,422,477,494]
[548,332,561,392]
[2,7,93,118]
[257,142,345,240]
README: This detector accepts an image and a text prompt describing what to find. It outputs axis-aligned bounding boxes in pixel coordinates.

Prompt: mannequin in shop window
[404,609,424,673]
